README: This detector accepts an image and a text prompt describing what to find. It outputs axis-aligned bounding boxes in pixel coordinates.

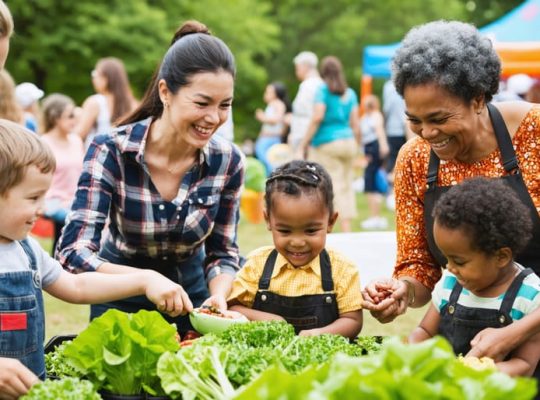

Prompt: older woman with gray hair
[362,20,540,370]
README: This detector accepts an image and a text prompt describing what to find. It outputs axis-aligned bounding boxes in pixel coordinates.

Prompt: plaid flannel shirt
[56,118,244,281]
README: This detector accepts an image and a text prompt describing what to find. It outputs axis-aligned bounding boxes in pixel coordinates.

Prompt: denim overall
[252,249,339,334]
[92,241,210,334]
[423,103,540,391]
[0,240,45,379]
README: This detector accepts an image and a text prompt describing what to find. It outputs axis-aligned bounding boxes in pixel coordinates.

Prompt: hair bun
[171,20,211,45]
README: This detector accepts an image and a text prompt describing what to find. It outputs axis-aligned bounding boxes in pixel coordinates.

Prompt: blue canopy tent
[361,0,540,94]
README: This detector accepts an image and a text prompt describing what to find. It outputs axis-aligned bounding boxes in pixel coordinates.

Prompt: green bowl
[189,309,248,335]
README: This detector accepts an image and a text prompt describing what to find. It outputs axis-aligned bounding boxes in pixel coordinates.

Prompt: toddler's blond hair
[0,119,55,196]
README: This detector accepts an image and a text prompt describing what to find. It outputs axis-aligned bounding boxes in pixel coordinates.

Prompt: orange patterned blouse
[393,105,540,290]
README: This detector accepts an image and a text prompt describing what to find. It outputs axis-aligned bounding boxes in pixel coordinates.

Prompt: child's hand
[144,271,193,317]
[202,294,228,313]
[0,358,38,400]
[299,328,322,337]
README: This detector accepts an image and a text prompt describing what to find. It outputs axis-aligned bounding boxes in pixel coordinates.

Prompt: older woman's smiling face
[403,83,484,163]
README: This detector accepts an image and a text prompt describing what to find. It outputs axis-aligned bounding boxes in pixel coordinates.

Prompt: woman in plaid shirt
[57,20,244,334]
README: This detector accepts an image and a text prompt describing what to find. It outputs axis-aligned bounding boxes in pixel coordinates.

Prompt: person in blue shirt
[298,56,360,233]
[57,20,244,334]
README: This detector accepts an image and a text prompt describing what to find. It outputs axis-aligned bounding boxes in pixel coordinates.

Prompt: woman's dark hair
[95,57,135,124]
[320,56,347,95]
[119,20,236,125]
[271,81,292,113]
[265,160,334,216]
[433,177,533,256]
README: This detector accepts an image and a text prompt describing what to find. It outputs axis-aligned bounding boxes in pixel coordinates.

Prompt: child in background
[409,177,540,377]
[228,160,362,339]
[254,82,291,176]
[0,120,192,396]
[40,94,85,254]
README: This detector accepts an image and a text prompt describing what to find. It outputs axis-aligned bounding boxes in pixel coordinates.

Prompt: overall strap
[486,103,519,173]
[258,249,279,290]
[499,268,533,315]
[426,150,440,191]
[319,249,334,292]
[19,239,38,272]
[448,279,464,305]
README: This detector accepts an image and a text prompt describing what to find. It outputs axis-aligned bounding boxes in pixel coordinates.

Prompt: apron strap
[258,249,279,290]
[319,249,334,292]
[258,249,335,292]
[486,103,519,174]
[426,150,440,191]
[499,267,533,315]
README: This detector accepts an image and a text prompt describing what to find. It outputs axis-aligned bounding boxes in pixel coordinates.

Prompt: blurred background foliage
[6,0,522,142]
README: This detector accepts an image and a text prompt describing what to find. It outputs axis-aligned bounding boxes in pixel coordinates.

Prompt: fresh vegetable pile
[234,337,537,400]
[44,311,537,399]
[158,321,371,399]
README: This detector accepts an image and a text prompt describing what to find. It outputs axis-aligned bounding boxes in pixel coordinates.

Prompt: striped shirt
[228,246,363,315]
[56,118,244,280]
[432,268,540,321]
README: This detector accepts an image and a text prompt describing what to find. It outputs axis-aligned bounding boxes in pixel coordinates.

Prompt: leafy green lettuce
[234,336,538,400]
[63,309,179,395]
[20,377,101,400]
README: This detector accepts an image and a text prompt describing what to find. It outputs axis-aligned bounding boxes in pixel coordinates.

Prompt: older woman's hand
[466,326,519,361]
[362,277,410,323]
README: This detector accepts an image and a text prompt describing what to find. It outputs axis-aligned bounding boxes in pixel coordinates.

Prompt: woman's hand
[0,358,38,400]
[362,277,409,323]
[144,271,193,317]
[466,326,519,361]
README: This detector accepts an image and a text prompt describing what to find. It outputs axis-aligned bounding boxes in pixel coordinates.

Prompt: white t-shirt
[0,238,62,288]
[289,74,323,150]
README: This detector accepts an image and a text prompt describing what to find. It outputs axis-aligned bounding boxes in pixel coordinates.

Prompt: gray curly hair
[392,20,500,103]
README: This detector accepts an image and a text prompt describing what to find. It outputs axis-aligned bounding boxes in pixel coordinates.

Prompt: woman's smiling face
[403,83,482,163]
[159,71,234,149]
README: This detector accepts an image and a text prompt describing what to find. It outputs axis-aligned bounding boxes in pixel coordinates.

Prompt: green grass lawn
[42,191,427,340]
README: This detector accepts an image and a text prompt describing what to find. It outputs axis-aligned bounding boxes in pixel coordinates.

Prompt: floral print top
[393,106,540,290]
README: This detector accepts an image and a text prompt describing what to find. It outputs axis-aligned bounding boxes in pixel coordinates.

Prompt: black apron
[424,103,540,275]
[252,249,339,334]
[423,103,540,390]
[439,267,532,356]
[440,268,540,397]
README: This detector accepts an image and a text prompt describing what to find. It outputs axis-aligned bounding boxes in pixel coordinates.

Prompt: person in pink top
[40,94,85,252]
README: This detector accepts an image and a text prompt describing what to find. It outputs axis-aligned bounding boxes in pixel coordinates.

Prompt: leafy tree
[4,0,527,142]
[7,0,169,103]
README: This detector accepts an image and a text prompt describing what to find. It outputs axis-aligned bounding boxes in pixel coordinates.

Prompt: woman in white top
[74,57,138,147]
[254,81,291,175]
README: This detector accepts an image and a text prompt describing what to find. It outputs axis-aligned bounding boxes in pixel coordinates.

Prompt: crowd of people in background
[3,45,540,235]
